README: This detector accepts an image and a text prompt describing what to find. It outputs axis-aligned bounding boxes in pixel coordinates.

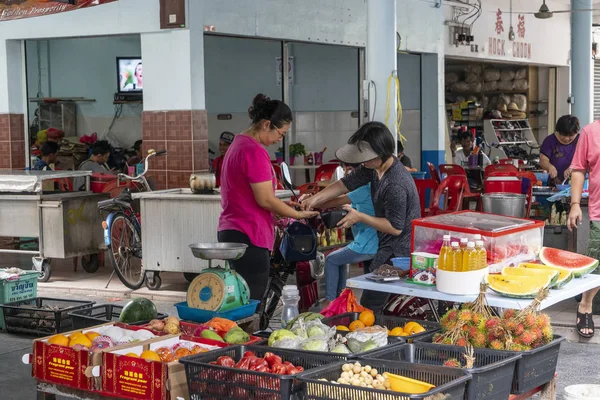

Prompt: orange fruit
[408,324,426,335]
[125,353,138,358]
[336,325,350,331]
[48,334,69,347]
[403,322,419,333]
[69,335,92,348]
[359,311,375,327]
[85,331,100,341]
[389,327,404,337]
[349,320,366,332]
[140,350,161,362]
[68,331,84,339]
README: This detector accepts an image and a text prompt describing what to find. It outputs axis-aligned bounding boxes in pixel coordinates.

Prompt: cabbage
[272,338,301,349]
[299,338,328,352]
[291,319,308,339]
[331,343,351,354]
[305,320,335,339]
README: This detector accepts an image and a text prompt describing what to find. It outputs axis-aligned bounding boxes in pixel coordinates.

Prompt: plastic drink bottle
[462,242,478,271]
[450,242,462,272]
[281,285,300,329]
[475,240,487,270]
[438,235,451,270]
[474,234,482,241]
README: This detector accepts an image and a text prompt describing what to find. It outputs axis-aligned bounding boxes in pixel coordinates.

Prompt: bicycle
[97,149,167,290]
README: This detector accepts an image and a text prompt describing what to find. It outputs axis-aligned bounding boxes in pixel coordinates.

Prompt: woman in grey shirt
[302,122,421,313]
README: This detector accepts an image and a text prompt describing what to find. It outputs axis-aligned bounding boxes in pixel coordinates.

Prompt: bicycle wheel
[108,212,145,289]
[259,277,284,331]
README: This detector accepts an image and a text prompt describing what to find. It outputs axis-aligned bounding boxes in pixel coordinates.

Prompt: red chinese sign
[495,8,504,35]
[0,0,118,22]
[517,14,526,38]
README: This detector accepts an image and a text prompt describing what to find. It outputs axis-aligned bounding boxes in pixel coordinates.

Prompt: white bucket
[564,384,600,400]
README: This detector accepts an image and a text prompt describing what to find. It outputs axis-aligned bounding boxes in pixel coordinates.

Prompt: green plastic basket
[0,270,39,329]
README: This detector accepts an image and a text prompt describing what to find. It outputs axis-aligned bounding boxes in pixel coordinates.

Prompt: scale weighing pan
[189,242,248,261]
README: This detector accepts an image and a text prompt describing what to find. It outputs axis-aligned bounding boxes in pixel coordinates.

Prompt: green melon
[539,247,599,278]
[119,298,158,323]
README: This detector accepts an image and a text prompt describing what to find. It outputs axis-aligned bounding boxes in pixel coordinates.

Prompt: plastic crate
[299,359,471,400]
[0,269,39,330]
[366,343,521,400]
[322,312,440,343]
[415,334,565,395]
[180,344,344,399]
[69,303,168,330]
[0,297,95,336]
[175,299,259,323]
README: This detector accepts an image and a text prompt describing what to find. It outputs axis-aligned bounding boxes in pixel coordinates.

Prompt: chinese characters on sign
[488,9,531,59]
[495,8,504,35]
[0,0,118,22]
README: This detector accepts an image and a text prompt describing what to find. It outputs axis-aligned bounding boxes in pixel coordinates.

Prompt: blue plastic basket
[175,300,260,323]
[391,257,411,271]
[411,171,427,179]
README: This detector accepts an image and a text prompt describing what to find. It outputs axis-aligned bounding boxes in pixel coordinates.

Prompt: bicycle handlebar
[118,149,167,182]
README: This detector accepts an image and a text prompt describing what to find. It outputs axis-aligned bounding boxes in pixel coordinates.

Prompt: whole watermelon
[119,298,158,323]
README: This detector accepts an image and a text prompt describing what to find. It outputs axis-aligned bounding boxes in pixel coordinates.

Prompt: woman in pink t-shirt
[218,94,318,300]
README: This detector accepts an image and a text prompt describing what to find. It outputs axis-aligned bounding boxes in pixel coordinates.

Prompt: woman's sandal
[576,309,595,338]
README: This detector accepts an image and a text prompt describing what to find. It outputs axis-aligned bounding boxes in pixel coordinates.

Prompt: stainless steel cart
[133,188,296,289]
[0,171,109,281]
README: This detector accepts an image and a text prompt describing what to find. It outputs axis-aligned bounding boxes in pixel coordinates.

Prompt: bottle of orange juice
[475,240,487,270]
[450,242,462,272]
[462,242,478,271]
[438,235,451,271]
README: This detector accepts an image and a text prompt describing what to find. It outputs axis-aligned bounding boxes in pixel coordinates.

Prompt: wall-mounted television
[117,57,143,93]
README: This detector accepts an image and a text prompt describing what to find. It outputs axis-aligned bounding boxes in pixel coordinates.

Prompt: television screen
[117,57,143,93]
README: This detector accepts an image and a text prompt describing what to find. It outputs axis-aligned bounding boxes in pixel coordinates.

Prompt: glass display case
[412,211,544,273]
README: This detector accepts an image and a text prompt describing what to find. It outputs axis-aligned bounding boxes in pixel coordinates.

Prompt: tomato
[215,356,235,367]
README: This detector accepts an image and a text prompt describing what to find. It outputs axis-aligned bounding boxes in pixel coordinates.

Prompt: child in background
[314,163,378,307]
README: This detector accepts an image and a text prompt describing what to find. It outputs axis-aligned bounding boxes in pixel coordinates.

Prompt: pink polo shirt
[570,120,600,221]
[218,135,277,250]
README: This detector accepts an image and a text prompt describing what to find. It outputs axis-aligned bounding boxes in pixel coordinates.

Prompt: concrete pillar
[0,40,27,169]
[421,53,446,170]
[367,0,398,144]
[571,0,593,125]
[140,28,207,189]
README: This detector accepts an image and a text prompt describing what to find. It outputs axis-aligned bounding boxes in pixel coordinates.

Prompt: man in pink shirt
[568,119,600,338]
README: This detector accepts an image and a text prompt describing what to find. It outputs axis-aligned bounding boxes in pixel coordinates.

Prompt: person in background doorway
[452,131,490,167]
[212,131,235,187]
[397,141,412,169]
[302,121,421,313]
[567,119,600,338]
[539,114,580,184]
[75,140,115,190]
[127,140,143,166]
[33,142,59,171]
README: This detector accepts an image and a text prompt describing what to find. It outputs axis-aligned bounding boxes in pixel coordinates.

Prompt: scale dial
[187,272,225,311]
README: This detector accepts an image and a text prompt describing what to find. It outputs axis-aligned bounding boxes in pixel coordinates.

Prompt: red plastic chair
[315,163,339,182]
[438,164,467,178]
[484,164,518,179]
[414,179,438,217]
[272,164,283,182]
[427,162,441,185]
[429,175,467,215]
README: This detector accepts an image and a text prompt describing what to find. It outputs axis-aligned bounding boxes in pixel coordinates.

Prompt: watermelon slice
[486,274,551,299]
[517,263,574,289]
[501,266,559,288]
[539,247,599,278]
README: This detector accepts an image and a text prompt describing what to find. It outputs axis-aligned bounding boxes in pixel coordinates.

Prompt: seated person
[75,140,115,190]
[397,141,412,169]
[127,140,143,166]
[33,142,59,171]
[452,131,490,167]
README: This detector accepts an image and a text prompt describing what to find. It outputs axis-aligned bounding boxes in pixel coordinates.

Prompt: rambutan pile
[435,285,554,351]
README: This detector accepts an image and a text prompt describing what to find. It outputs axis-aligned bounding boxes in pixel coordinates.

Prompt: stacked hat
[507,103,526,119]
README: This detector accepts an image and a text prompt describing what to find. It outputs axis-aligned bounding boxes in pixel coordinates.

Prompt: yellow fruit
[140,350,161,362]
[125,353,138,358]
[69,335,92,348]
[48,334,69,347]
[85,331,100,341]
[349,320,366,332]
[68,331,84,339]
[359,311,375,327]
[390,327,404,336]
[408,324,426,335]
[403,322,420,333]
[336,325,349,331]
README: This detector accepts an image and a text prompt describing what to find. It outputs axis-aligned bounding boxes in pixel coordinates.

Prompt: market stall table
[346,273,600,320]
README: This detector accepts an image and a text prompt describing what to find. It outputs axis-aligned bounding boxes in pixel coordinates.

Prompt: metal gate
[594,59,600,120]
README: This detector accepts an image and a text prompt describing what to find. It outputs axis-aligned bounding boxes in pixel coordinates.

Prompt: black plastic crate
[366,343,521,400]
[322,312,441,342]
[254,329,406,360]
[69,304,168,329]
[415,334,565,395]
[299,359,471,400]
[0,297,95,336]
[179,344,344,400]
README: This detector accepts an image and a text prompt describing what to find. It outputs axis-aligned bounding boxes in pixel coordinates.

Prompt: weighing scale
[187,243,251,312]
